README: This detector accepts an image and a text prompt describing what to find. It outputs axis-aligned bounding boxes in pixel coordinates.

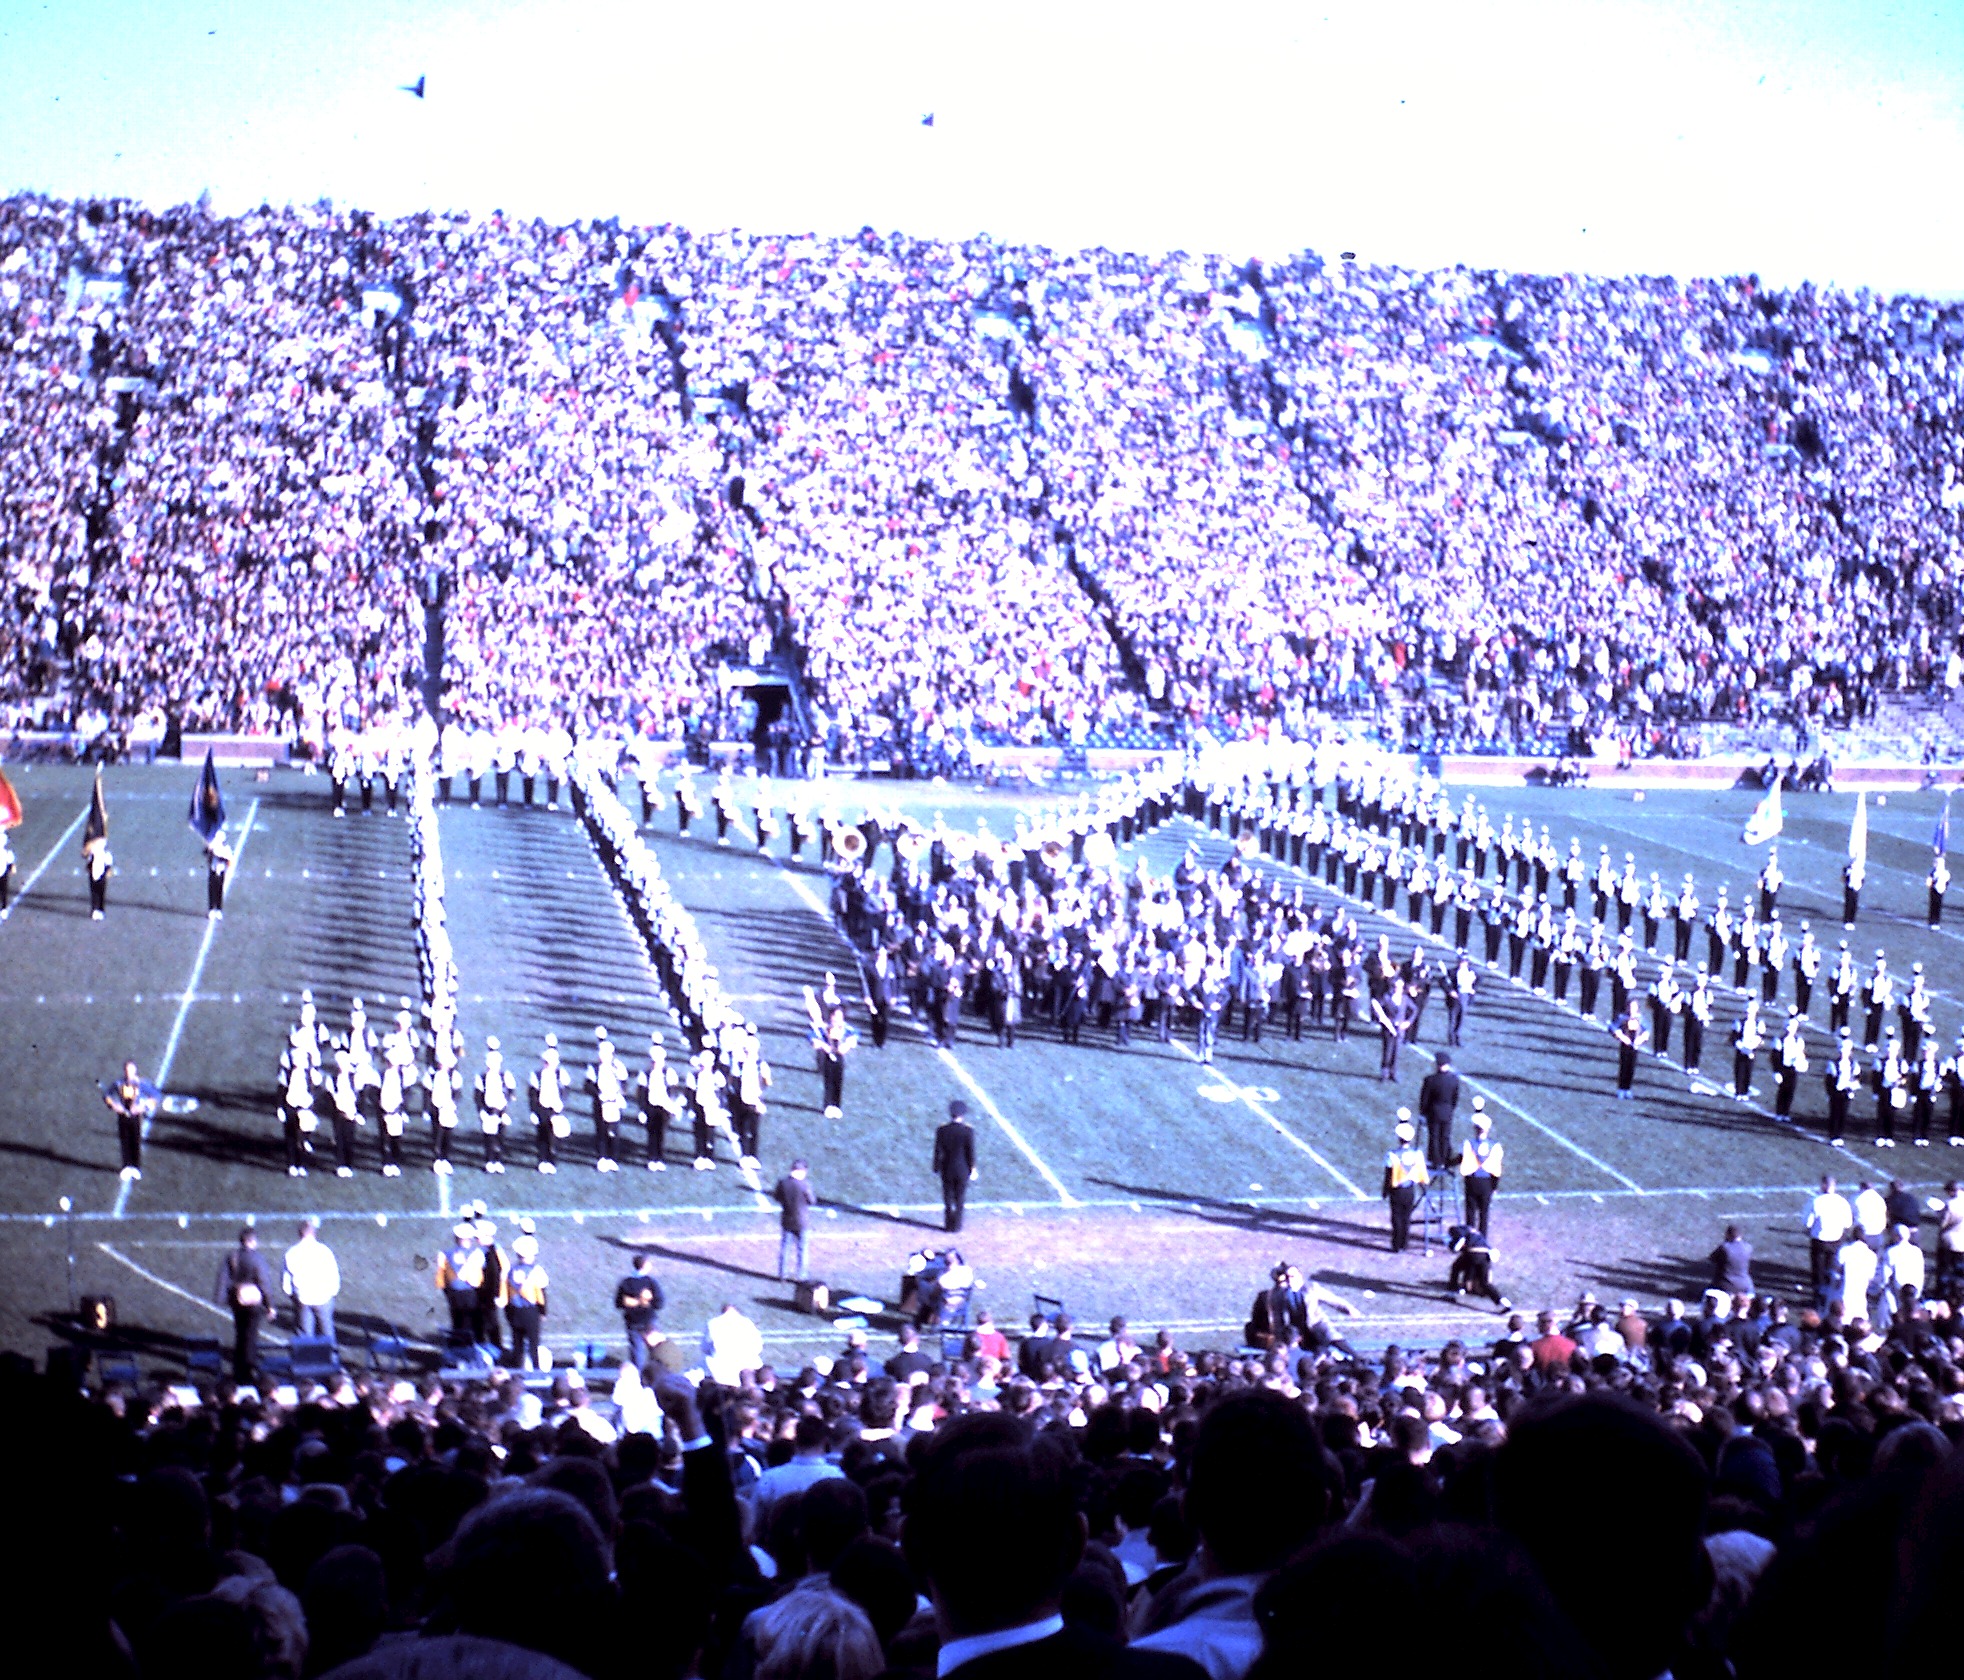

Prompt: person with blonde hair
[750,1584,885,1680]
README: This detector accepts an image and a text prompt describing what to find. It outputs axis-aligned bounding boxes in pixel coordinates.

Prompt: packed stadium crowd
[16,1249,1964,1680]
[5,192,1964,760]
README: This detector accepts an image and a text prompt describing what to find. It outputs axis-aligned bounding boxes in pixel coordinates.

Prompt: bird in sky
[401,75,426,99]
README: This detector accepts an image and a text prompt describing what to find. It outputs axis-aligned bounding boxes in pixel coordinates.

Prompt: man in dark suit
[903,1413,1205,1679]
[933,1099,978,1232]
[1416,1051,1462,1169]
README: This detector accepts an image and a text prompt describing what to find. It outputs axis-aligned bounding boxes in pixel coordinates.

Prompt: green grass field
[3,761,1959,1381]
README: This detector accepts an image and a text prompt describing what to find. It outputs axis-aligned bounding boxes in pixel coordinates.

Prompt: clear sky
[2,0,1961,291]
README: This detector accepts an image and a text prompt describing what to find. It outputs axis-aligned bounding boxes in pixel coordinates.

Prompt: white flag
[1742,775,1784,846]
[1848,791,1869,869]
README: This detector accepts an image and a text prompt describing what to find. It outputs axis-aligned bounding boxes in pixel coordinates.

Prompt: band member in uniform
[587,1028,627,1172]
[1579,923,1607,1019]
[505,1232,548,1371]
[325,1048,362,1176]
[812,1003,856,1120]
[640,1035,677,1169]
[435,1224,485,1345]
[1613,1001,1647,1099]
[1649,963,1681,1061]
[103,1060,158,1182]
[85,836,114,920]
[1673,875,1699,962]
[1684,968,1713,1075]
[1949,1032,1964,1148]
[1842,856,1863,928]
[476,1035,515,1173]
[1794,923,1820,1016]
[1731,999,1765,1102]
[1758,848,1783,921]
[730,1026,771,1169]
[1642,872,1667,954]
[1826,1031,1861,1145]
[690,1050,725,1168]
[1864,954,1893,1052]
[530,1035,569,1174]
[1874,1030,1909,1147]
[278,1046,318,1176]
[1913,1036,1945,1147]
[1931,850,1951,928]
[1446,1218,1509,1307]
[417,1022,455,1171]
[1459,1105,1502,1235]
[1774,1011,1809,1120]
[1761,917,1787,1006]
[1373,978,1415,1082]
[1707,889,1732,976]
[1383,1115,1429,1253]
[205,833,234,919]
[1443,954,1476,1048]
[1829,942,1858,1033]
[375,1041,410,1177]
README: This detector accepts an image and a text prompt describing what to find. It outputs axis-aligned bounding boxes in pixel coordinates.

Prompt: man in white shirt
[1835,1231,1879,1326]
[1884,1223,1926,1305]
[1852,1180,1889,1245]
[1805,1176,1853,1306]
[282,1217,341,1345]
[701,1302,764,1386]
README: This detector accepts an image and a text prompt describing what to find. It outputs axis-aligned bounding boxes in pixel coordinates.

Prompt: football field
[2,760,1960,1378]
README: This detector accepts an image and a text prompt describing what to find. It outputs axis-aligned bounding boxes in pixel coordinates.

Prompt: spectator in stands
[1131,1389,1342,1677]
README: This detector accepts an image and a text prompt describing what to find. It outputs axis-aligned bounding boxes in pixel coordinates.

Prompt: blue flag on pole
[1938,795,1952,859]
[188,749,226,843]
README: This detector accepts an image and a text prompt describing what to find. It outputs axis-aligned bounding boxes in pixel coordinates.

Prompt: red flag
[0,769,20,830]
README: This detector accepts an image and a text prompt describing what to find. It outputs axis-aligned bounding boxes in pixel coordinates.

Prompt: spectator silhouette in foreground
[1130,1388,1343,1677]
[903,1413,1204,1678]
[1495,1394,1712,1680]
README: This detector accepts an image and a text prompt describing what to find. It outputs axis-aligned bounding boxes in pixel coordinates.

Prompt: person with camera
[212,1227,278,1384]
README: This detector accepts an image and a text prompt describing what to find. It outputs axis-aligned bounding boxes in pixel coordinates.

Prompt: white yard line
[1456,1073,1648,1194]
[937,1049,1082,1207]
[752,834,1081,1208]
[1170,1039,1368,1199]
[96,1240,285,1346]
[113,798,260,1217]
[19,1176,1916,1231]
[6,803,90,912]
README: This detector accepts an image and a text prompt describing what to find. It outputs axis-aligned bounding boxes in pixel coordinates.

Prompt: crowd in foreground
[17,1264,1964,1680]
[7,192,1964,761]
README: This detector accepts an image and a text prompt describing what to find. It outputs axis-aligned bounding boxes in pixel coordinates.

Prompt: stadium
[5,5,1964,1678]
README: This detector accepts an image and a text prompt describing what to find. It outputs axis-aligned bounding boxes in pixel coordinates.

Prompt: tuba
[835,826,868,863]
[1235,831,1261,859]
[1082,830,1118,869]
[895,828,928,863]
